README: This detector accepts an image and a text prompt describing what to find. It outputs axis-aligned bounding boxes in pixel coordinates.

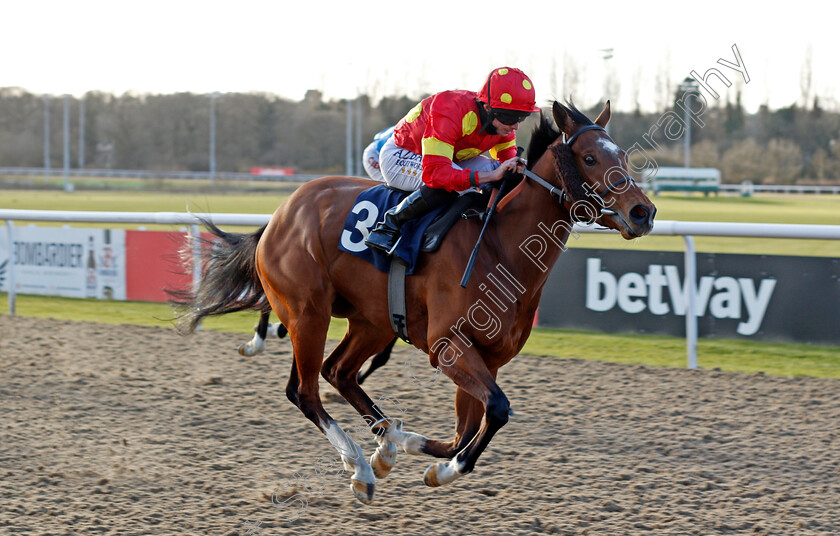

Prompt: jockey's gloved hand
[502,168,521,182]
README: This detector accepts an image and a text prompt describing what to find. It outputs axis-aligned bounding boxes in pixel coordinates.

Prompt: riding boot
[364,190,432,254]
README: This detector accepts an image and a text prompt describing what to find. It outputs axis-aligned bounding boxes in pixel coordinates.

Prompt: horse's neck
[491,156,571,302]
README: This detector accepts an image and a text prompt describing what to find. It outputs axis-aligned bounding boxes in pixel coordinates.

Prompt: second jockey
[364,67,540,254]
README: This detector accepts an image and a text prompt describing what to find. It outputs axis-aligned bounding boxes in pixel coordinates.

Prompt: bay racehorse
[172,101,656,505]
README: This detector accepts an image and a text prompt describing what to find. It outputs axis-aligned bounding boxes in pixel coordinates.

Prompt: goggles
[493,109,531,126]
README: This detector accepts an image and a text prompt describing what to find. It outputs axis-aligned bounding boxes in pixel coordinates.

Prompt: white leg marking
[237,332,266,356]
[266,323,280,337]
[369,430,398,479]
[320,419,376,504]
[424,457,466,487]
[385,420,427,455]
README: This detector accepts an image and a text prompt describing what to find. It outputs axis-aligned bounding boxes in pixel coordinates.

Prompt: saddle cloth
[338,185,449,274]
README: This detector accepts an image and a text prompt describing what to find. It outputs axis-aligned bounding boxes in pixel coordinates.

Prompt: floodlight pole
[62,95,72,192]
[346,98,353,176]
[679,80,700,168]
[78,97,85,168]
[601,48,614,137]
[43,95,51,182]
[209,92,220,181]
[355,96,362,176]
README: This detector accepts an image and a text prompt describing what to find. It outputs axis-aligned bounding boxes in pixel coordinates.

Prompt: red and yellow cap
[478,67,540,113]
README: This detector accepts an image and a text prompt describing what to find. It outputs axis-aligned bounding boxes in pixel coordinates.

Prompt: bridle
[520,124,637,221]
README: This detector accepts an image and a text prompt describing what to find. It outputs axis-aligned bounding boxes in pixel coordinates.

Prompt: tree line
[0,86,838,184]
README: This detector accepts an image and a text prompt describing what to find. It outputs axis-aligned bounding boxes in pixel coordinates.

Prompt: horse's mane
[525,113,561,171]
[522,101,592,206]
[525,100,592,171]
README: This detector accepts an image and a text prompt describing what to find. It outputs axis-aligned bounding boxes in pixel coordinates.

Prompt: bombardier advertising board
[538,249,840,346]
[0,227,126,300]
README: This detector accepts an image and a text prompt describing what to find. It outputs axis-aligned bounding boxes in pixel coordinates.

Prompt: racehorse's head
[551,101,655,239]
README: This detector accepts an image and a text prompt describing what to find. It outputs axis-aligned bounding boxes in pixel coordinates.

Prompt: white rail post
[684,235,698,369]
[5,220,15,315]
[190,223,203,331]
[191,224,201,291]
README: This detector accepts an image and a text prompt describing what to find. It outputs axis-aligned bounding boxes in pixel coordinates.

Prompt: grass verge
[3,293,838,380]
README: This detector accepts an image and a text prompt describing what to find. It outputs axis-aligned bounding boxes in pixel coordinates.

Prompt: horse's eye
[584,155,597,166]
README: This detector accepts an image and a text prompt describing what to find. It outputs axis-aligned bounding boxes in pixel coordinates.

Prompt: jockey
[362,126,395,182]
[365,67,540,254]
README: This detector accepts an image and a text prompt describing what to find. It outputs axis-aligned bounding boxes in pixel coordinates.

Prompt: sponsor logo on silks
[585,258,777,336]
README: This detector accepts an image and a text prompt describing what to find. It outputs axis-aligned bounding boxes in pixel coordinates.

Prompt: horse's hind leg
[269,300,377,504]
[321,320,401,479]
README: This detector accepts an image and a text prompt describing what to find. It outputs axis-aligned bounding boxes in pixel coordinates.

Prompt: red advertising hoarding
[125,230,200,302]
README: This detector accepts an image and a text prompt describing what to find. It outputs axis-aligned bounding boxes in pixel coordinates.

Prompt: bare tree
[654,49,672,113]
[800,44,813,109]
[562,50,584,101]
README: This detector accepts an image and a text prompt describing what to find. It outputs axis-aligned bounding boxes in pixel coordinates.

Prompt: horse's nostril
[629,204,650,224]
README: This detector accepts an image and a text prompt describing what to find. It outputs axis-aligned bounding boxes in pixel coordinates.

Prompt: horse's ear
[594,100,611,128]
[552,101,574,135]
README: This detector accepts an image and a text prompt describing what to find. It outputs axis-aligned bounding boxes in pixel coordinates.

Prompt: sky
[2,0,835,113]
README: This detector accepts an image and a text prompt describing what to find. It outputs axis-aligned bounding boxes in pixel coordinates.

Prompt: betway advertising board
[538,249,840,346]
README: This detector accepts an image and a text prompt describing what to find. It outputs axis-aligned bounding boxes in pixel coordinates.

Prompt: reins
[465,123,637,285]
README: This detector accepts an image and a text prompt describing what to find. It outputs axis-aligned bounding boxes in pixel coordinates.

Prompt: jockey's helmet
[478,67,541,115]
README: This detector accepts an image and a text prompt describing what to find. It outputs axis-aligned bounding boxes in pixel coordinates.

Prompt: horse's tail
[168,218,267,333]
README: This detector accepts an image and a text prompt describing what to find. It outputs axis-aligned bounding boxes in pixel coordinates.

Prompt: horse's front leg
[419,347,509,487]
[237,310,287,356]
[385,386,483,460]
[237,310,271,356]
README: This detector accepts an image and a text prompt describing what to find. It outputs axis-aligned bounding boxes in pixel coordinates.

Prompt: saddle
[420,190,488,252]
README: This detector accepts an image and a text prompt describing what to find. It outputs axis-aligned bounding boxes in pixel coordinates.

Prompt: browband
[565,124,605,147]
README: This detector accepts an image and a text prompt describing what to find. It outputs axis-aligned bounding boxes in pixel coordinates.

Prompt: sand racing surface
[1,315,838,535]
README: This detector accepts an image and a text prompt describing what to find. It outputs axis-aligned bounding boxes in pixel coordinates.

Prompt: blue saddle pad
[338,185,447,274]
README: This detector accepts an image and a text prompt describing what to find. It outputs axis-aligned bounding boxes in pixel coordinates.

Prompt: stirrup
[365,230,397,253]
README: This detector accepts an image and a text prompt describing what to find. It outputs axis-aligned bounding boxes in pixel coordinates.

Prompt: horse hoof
[237,344,252,356]
[423,462,460,487]
[350,477,375,505]
[423,463,443,487]
[370,446,397,479]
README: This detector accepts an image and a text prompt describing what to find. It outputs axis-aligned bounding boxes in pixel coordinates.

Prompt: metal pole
[78,97,85,168]
[190,223,203,331]
[345,99,353,176]
[6,220,15,315]
[601,48,614,137]
[209,92,219,181]
[684,235,698,369]
[684,99,691,168]
[355,97,362,176]
[679,80,698,169]
[43,95,51,182]
[191,224,201,291]
[63,95,71,192]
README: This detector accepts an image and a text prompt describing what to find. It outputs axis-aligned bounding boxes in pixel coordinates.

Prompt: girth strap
[388,258,410,343]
